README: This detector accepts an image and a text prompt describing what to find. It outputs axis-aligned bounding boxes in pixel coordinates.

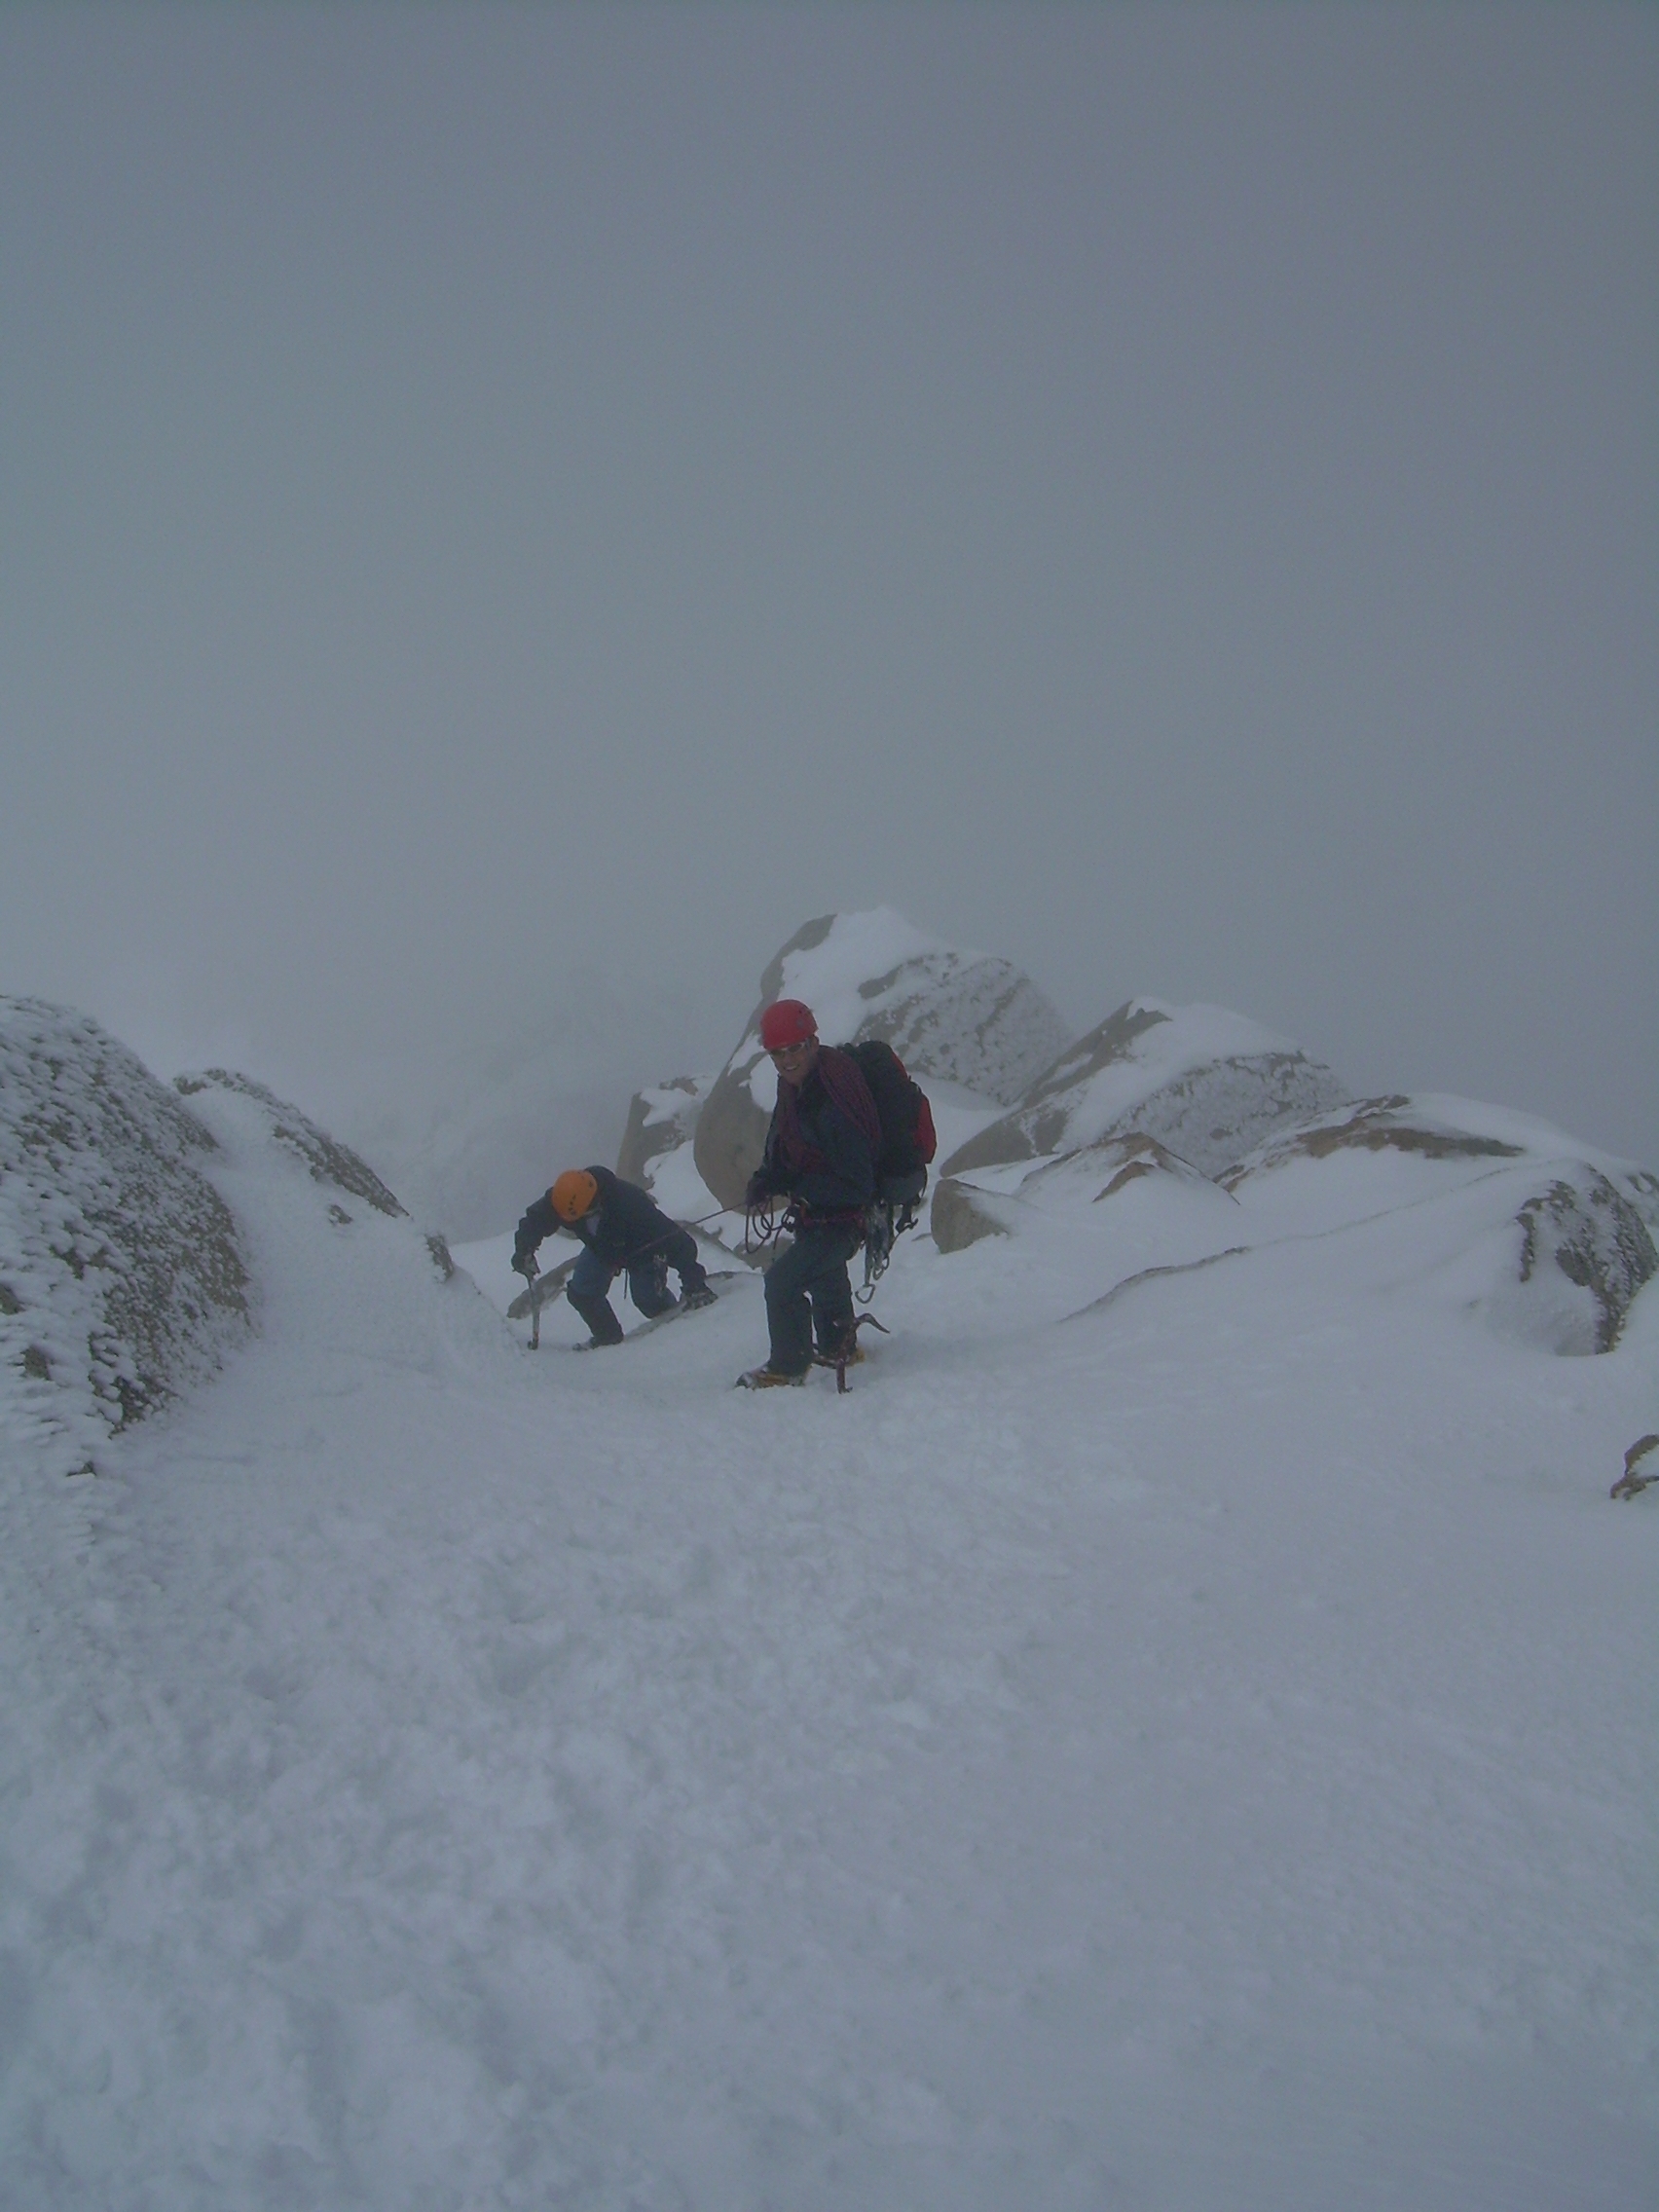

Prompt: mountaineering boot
[735,1365,806,1389]
[816,1321,866,1369]
[681,1282,717,1310]
[819,1336,866,1368]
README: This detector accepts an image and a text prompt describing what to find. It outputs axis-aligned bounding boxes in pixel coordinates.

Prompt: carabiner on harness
[856,1189,923,1303]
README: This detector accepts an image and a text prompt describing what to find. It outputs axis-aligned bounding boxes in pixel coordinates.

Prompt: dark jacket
[758,1061,877,1222]
[514,1166,699,1277]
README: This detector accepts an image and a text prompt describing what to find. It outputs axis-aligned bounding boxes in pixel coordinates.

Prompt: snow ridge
[176,1068,407,1218]
[940,997,1351,1180]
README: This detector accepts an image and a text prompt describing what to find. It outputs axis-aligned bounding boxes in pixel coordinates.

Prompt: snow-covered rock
[692,910,1072,1210]
[1226,1094,1659,1356]
[174,1068,408,1219]
[935,1072,1658,1360]
[614,1072,723,1225]
[932,1132,1225,1253]
[928,1175,1011,1253]
[1217,1091,1531,1185]
[1513,1164,1659,1354]
[173,1068,469,1297]
[940,998,1351,1184]
[929,1132,1251,1316]
[616,1075,708,1187]
[0,999,250,1477]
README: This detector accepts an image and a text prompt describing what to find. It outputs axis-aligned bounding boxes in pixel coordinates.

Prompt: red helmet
[759,999,817,1051]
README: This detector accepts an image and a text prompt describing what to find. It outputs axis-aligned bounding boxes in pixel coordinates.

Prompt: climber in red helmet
[736,999,881,1388]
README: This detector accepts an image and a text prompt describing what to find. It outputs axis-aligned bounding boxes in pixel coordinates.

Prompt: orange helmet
[550,1168,600,1222]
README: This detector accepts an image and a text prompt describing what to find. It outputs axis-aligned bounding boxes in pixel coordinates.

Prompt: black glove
[681,1281,717,1310]
[744,1169,777,1210]
[511,1249,538,1283]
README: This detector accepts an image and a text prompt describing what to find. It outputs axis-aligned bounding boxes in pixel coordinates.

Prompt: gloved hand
[681,1282,717,1310]
[511,1250,538,1283]
[744,1169,777,1210]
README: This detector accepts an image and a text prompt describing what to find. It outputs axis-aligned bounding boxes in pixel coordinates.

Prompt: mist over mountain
[324,961,750,1242]
[4,8,1654,1196]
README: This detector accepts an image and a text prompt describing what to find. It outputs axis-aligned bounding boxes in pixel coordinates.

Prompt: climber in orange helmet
[512,1165,713,1348]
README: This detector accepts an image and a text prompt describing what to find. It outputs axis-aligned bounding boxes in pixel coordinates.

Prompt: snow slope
[934,1089,1658,1362]
[3,1050,1656,2207]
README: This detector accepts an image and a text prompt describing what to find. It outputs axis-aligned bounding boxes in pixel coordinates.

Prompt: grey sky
[4,3,1654,1175]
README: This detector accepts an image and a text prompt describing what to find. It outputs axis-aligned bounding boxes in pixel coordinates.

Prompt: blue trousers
[567,1246,677,1345]
[763,1224,862,1377]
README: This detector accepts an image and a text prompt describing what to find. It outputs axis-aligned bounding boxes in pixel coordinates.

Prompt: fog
[4,3,1654,1216]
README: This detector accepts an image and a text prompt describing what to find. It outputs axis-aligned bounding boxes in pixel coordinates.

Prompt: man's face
[769,1038,819,1088]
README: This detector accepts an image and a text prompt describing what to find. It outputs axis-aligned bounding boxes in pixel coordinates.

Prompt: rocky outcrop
[930,1177,1014,1253]
[1514,1165,1657,1354]
[1,999,250,1476]
[615,1076,710,1190]
[692,910,1073,1210]
[941,1000,1349,1183]
[692,1088,772,1222]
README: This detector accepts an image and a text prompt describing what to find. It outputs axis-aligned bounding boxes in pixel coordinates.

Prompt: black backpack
[841,1039,937,1198]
